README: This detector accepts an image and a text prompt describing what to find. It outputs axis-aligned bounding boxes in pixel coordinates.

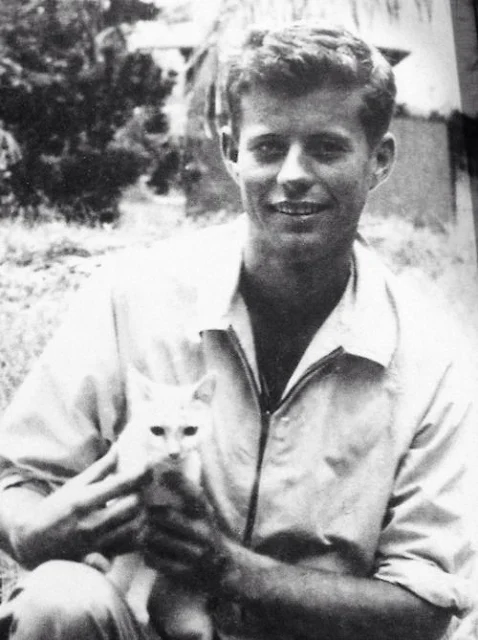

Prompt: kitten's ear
[192,372,216,404]
[127,366,155,407]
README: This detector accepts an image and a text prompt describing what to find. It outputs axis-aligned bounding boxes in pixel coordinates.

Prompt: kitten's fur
[109,368,216,639]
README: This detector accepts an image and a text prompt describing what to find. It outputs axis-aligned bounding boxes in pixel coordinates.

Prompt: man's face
[229,84,393,262]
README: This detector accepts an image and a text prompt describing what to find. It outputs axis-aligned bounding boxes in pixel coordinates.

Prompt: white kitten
[109,368,216,639]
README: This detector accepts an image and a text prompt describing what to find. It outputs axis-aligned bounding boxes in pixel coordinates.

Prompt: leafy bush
[0,0,176,223]
[112,102,183,197]
[37,145,149,223]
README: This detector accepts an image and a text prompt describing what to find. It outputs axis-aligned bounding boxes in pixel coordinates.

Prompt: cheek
[328,164,370,203]
[181,437,199,453]
[238,159,277,188]
[239,173,274,206]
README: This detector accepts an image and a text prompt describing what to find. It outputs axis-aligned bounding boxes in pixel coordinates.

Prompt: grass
[361,211,478,349]
[0,221,141,411]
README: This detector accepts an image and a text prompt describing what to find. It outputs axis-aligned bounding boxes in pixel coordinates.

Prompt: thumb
[73,445,118,487]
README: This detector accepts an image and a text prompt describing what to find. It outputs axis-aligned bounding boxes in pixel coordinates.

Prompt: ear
[219,125,240,184]
[127,366,154,408]
[191,372,217,405]
[368,133,396,191]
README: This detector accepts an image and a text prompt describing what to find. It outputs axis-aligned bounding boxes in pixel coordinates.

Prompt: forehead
[237,85,367,140]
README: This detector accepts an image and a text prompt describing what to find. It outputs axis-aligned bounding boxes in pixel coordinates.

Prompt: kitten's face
[135,392,211,463]
[122,371,216,467]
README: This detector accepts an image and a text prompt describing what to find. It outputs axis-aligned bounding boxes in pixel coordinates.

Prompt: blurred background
[0,0,476,227]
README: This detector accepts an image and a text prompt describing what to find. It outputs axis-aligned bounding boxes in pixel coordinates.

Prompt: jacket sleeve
[373,358,478,618]
[0,264,126,493]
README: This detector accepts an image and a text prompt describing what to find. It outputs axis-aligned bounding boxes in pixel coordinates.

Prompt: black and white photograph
[0,1,477,639]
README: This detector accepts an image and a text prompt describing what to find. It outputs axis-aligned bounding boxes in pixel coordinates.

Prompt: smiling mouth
[272,202,326,216]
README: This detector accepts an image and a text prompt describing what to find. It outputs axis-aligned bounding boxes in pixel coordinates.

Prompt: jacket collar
[279,235,398,394]
[194,217,398,390]
[192,216,247,334]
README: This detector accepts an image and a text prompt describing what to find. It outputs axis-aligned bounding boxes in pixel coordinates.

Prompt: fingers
[78,467,151,510]
[141,528,205,579]
[142,528,205,561]
[146,506,211,544]
[83,493,143,534]
[141,515,206,558]
[76,493,144,555]
[72,446,119,486]
[162,471,208,518]
[97,514,145,556]
[139,507,213,579]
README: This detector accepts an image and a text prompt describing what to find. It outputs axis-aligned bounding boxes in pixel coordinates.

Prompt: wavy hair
[219,22,396,148]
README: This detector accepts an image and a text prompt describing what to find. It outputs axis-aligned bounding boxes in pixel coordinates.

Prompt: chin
[274,230,327,255]
[278,228,354,262]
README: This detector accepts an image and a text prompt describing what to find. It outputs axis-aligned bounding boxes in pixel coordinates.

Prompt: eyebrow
[306,132,353,148]
[245,133,284,148]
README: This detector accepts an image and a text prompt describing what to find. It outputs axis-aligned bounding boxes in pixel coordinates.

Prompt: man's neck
[242,243,352,322]
[240,243,352,408]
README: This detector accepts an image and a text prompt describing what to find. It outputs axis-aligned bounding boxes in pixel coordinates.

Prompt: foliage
[0,0,176,223]
[111,102,182,196]
[36,146,149,223]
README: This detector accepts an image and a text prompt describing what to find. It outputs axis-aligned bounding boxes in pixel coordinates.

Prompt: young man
[0,23,475,640]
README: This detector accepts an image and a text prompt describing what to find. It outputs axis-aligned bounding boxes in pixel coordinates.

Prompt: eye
[150,425,165,436]
[250,139,285,163]
[183,426,198,436]
[308,139,347,162]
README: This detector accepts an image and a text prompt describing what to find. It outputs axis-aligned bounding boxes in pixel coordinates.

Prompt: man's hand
[140,471,230,591]
[7,446,149,569]
[139,472,451,640]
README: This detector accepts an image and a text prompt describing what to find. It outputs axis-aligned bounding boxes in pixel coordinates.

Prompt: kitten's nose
[169,452,180,461]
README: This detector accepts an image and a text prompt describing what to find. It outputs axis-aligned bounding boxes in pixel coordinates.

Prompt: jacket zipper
[278,346,344,412]
[226,326,343,547]
[243,401,271,546]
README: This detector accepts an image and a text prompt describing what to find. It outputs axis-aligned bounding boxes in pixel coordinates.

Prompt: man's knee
[7,560,123,638]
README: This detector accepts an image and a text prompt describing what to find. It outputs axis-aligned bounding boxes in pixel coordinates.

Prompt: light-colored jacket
[0,217,476,639]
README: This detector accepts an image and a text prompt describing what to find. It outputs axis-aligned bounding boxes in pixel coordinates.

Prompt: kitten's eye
[150,425,165,436]
[183,426,198,436]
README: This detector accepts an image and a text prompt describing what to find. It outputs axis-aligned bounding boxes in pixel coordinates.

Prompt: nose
[168,441,180,460]
[277,142,315,197]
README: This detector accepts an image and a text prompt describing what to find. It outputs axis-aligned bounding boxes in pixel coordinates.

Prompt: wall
[365,116,454,226]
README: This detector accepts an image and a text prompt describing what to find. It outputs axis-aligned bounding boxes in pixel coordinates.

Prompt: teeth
[274,202,323,215]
